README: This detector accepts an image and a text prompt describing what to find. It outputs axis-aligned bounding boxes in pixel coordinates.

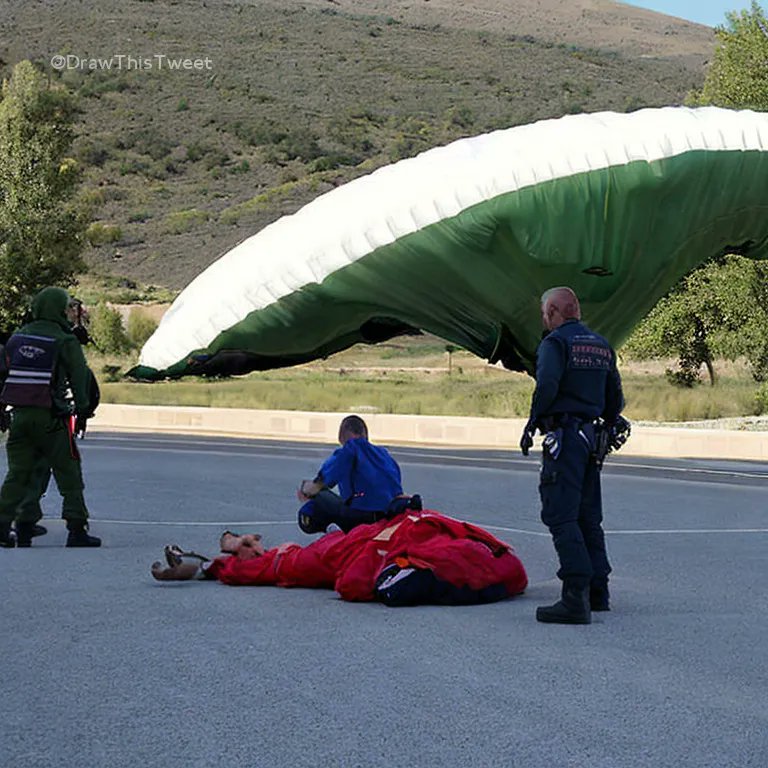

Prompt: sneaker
[66,528,102,548]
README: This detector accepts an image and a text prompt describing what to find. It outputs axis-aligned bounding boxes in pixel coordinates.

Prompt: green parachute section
[129,107,768,380]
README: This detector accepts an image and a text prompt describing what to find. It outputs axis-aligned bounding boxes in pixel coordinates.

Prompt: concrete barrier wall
[90,404,768,461]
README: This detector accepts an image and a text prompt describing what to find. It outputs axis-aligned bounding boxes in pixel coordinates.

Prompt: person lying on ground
[151,509,528,607]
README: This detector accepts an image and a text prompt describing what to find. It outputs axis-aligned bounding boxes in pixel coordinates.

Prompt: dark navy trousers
[538,423,611,585]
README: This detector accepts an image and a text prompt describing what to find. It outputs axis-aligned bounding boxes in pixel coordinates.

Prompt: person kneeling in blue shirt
[297,414,420,534]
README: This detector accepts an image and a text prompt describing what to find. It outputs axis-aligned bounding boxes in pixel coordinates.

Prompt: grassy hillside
[0,0,712,292]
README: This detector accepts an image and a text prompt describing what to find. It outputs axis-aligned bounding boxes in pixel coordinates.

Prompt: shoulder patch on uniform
[569,336,611,370]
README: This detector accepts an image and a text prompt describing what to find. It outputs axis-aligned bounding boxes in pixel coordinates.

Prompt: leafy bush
[309,152,361,172]
[268,127,324,163]
[185,141,209,163]
[163,208,209,234]
[126,309,158,347]
[230,159,250,174]
[230,120,286,147]
[90,303,132,354]
[86,222,122,246]
[445,106,475,129]
[118,156,150,176]
[204,148,229,171]
[75,139,111,167]
[118,127,175,160]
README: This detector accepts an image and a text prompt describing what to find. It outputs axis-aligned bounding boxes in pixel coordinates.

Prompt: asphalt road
[1,433,767,768]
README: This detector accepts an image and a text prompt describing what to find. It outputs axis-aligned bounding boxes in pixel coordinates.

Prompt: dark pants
[0,409,88,529]
[16,458,52,524]
[311,489,384,533]
[539,423,611,586]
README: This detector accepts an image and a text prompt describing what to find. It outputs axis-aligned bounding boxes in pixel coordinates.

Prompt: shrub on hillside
[163,209,209,234]
[86,222,122,246]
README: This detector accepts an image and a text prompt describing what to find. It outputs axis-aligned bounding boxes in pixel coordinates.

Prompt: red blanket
[206,510,527,602]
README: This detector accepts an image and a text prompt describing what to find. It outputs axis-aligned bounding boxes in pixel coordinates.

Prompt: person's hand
[74,414,88,439]
[520,425,534,456]
[298,479,322,500]
[236,534,265,560]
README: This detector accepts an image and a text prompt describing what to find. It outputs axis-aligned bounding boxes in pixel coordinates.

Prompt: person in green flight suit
[8,297,100,546]
[0,287,101,548]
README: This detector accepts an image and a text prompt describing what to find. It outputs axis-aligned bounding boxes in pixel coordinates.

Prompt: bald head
[541,287,581,331]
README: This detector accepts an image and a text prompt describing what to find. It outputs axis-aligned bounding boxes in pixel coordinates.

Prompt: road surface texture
[2,433,766,767]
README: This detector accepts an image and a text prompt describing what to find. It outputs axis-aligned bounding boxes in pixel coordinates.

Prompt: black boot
[15,522,38,548]
[0,522,16,548]
[66,525,102,548]
[590,581,610,612]
[536,579,592,625]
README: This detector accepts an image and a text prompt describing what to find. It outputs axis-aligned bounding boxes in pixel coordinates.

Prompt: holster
[593,424,611,469]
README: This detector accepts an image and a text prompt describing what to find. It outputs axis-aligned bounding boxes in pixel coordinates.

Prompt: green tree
[689,1,768,110]
[630,3,768,386]
[623,256,768,385]
[0,61,86,330]
[90,302,132,354]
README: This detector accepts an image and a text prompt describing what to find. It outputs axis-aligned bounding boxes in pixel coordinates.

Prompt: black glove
[0,407,10,433]
[609,416,631,451]
[72,325,92,346]
[520,423,535,456]
[74,413,88,439]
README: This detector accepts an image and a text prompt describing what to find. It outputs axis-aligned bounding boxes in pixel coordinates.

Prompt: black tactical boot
[590,581,610,612]
[66,525,102,548]
[536,579,592,624]
[15,522,38,548]
[0,522,16,548]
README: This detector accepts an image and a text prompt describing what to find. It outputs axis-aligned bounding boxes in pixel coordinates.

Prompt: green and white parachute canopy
[130,106,768,380]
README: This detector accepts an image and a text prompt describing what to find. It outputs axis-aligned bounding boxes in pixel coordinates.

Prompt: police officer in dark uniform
[520,287,624,624]
[0,287,101,548]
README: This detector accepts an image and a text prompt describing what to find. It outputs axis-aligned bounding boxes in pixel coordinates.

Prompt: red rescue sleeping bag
[206,510,528,604]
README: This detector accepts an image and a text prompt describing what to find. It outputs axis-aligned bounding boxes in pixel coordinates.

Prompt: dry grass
[89,337,767,423]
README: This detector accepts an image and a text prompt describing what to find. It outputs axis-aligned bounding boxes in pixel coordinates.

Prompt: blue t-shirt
[318,437,403,512]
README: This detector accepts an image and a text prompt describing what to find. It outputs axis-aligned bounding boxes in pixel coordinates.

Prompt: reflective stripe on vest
[1,333,57,408]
